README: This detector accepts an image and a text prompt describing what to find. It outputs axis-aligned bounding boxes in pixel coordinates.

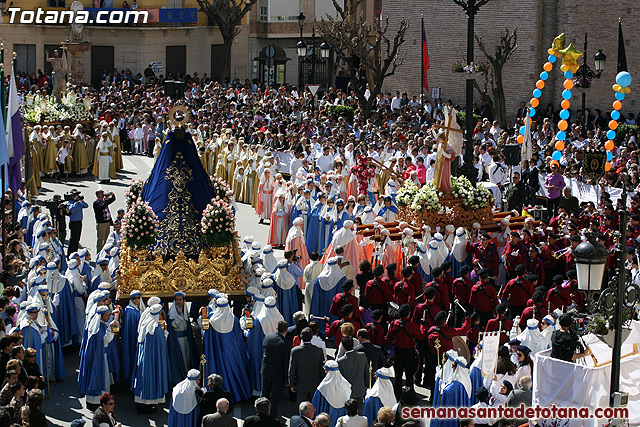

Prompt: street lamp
[574,33,606,137]
[296,40,307,58]
[297,12,305,39]
[319,41,330,59]
[574,238,608,292]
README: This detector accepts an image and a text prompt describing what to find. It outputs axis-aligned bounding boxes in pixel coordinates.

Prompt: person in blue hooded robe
[321,197,336,254]
[415,242,433,283]
[78,249,94,287]
[306,194,326,256]
[168,369,201,427]
[20,305,48,375]
[290,189,312,232]
[121,290,145,382]
[363,368,397,426]
[166,291,199,386]
[333,199,349,231]
[377,196,398,222]
[206,297,252,403]
[103,293,120,379]
[78,305,114,405]
[434,355,472,427]
[309,257,346,331]
[311,361,351,427]
[132,304,169,414]
[140,129,215,260]
[49,261,79,347]
[273,260,299,325]
[469,345,484,406]
[246,296,283,396]
[90,257,111,295]
[36,286,66,381]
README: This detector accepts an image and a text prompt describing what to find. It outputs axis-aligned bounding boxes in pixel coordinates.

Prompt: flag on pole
[6,65,25,192]
[0,100,9,193]
[422,21,429,91]
[521,108,532,162]
[618,19,627,73]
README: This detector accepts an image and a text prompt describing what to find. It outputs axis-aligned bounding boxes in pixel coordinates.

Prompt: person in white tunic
[96,132,113,183]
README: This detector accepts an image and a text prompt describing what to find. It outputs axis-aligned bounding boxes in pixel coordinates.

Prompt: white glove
[52,293,60,307]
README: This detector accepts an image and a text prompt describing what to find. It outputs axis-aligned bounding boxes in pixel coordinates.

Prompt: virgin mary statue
[140,112,215,258]
[432,107,463,194]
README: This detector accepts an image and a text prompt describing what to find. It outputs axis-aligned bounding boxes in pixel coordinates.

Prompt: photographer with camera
[44,194,68,248]
[284,249,304,311]
[550,313,592,362]
[94,189,116,253]
[66,190,88,256]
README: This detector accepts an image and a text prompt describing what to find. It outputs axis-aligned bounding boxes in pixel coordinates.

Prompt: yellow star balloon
[548,33,566,56]
[560,43,583,73]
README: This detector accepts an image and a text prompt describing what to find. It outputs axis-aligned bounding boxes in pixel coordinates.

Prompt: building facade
[383,0,639,123]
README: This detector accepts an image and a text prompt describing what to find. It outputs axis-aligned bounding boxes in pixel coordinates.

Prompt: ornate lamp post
[573,33,606,137]
[575,185,640,409]
[453,0,489,185]
[297,25,329,88]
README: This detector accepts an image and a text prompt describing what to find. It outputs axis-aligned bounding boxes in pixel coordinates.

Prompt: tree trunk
[221,34,233,83]
[492,66,507,128]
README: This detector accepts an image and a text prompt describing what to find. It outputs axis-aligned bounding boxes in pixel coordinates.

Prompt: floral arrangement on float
[124,178,145,211]
[210,174,232,197]
[201,197,236,247]
[122,200,159,249]
[23,92,92,123]
[350,155,376,195]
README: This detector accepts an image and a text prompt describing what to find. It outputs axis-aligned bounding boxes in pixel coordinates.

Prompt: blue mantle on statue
[140,130,215,258]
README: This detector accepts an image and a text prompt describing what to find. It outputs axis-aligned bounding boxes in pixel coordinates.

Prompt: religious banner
[481,331,500,379]
[581,151,607,181]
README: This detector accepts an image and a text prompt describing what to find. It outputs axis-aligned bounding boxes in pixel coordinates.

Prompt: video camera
[64,189,83,202]
[291,248,301,263]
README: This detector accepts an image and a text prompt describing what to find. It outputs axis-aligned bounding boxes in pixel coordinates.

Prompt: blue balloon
[616,91,626,100]
[564,71,574,79]
[559,109,570,120]
[533,88,542,98]
[607,130,616,140]
[548,54,557,63]
[519,126,526,136]
[552,150,562,161]
[530,107,536,117]
[607,152,613,161]
[611,110,621,120]
[557,131,566,141]
[540,71,549,81]
[562,89,572,100]
[616,71,632,87]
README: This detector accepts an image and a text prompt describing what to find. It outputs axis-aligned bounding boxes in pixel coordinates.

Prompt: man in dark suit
[289,327,325,405]
[243,397,280,427]
[198,374,233,424]
[354,329,386,372]
[506,376,533,425]
[262,320,292,421]
[201,398,237,427]
[337,337,369,410]
[290,401,315,427]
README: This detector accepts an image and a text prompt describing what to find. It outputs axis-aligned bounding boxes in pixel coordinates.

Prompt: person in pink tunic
[322,220,362,276]
[285,217,311,287]
[257,169,275,224]
[268,190,289,248]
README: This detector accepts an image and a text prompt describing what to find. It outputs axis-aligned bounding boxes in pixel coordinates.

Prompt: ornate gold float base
[118,239,245,298]
[398,196,494,230]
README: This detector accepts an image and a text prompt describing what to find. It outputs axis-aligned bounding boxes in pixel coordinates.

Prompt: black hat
[478,268,490,279]
[386,263,397,272]
[496,303,508,314]
[424,287,436,300]
[570,235,581,242]
[373,265,385,276]
[371,309,384,320]
[434,311,447,325]
[408,255,420,265]
[432,267,443,277]
[631,214,640,221]
[553,274,565,284]
[480,232,491,240]
[559,313,572,327]
[498,346,509,358]
[515,264,526,274]
[401,266,413,278]
[549,232,559,239]
[508,338,521,346]
[343,280,354,292]
[460,265,472,275]
[398,304,412,319]
[341,303,354,315]
[516,345,531,355]
[510,231,520,237]
[567,270,577,280]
